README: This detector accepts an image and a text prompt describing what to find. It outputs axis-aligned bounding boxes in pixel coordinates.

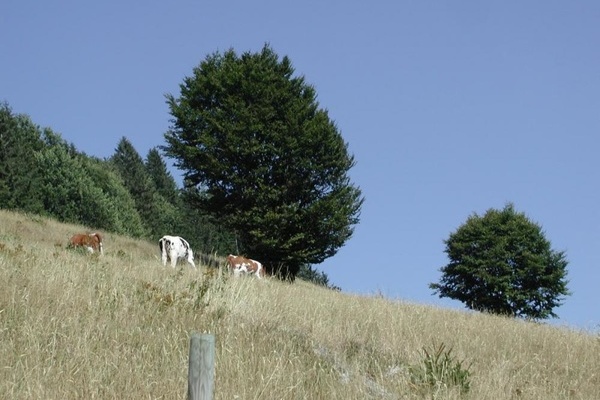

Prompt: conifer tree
[145,148,179,204]
[0,103,44,213]
[110,138,158,233]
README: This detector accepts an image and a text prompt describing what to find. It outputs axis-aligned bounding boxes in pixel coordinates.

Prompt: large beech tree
[163,45,363,279]
[430,204,570,320]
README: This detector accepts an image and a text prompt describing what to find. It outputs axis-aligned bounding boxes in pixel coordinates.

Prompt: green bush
[410,342,472,394]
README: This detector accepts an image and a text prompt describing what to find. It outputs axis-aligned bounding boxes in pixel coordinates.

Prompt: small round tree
[430,204,570,320]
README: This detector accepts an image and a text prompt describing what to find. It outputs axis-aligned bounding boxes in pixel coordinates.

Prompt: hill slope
[1,209,598,399]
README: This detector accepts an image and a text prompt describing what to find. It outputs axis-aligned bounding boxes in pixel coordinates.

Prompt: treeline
[0,102,233,255]
[0,102,334,287]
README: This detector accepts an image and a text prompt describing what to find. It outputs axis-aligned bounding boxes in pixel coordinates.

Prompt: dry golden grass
[1,209,598,399]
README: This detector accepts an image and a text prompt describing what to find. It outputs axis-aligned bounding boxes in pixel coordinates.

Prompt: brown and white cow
[69,232,103,254]
[226,254,265,279]
[158,235,196,269]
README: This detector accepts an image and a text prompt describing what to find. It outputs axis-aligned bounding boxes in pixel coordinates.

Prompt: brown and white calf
[69,232,103,254]
[158,235,196,269]
[226,254,265,279]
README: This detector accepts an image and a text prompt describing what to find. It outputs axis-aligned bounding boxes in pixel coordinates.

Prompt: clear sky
[2,1,598,331]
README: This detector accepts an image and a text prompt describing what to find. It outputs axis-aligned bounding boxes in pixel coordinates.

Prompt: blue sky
[2,1,599,330]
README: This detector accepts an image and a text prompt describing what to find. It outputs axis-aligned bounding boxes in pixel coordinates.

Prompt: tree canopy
[0,103,242,260]
[430,204,570,320]
[163,45,363,278]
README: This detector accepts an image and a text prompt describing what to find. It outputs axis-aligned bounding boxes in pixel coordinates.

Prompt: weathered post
[188,333,215,400]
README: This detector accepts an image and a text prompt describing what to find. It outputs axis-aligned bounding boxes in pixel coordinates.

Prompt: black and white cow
[158,235,196,269]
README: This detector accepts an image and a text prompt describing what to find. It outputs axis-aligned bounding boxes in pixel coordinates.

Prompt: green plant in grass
[187,278,212,310]
[410,342,472,395]
[187,269,228,310]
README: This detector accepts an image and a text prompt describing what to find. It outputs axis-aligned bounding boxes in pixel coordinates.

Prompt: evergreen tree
[163,45,363,279]
[0,103,45,213]
[110,138,157,233]
[145,148,179,204]
[430,204,570,320]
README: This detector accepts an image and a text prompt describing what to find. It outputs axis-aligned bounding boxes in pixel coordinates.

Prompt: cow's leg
[169,250,178,268]
[161,251,168,267]
[186,250,196,269]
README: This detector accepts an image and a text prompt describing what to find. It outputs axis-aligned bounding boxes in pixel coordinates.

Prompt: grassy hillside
[1,209,598,399]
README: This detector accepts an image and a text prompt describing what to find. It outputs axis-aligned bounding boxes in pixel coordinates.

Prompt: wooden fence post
[188,333,215,400]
